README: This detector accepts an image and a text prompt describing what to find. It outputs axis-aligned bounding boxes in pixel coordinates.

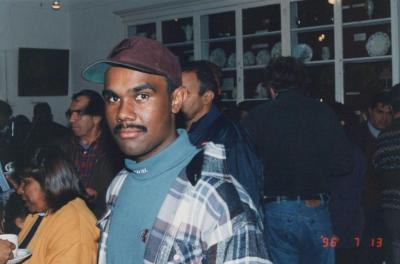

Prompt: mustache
[112,123,147,135]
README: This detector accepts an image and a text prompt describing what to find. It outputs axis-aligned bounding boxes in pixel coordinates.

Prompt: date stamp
[321,236,384,248]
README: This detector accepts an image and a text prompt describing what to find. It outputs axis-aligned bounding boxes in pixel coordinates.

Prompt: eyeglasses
[65,109,89,119]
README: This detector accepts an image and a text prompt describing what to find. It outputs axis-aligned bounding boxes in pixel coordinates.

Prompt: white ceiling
[3,0,162,9]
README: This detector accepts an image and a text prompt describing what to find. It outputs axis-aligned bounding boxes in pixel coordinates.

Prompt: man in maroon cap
[83,36,270,264]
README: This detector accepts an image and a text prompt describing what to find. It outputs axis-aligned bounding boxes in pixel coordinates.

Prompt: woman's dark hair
[20,146,82,213]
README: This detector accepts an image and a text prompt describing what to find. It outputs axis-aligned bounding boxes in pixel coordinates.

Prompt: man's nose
[117,99,137,122]
[16,183,24,195]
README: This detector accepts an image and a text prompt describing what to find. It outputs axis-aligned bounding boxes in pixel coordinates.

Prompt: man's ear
[171,86,187,114]
[93,116,102,125]
[202,90,215,105]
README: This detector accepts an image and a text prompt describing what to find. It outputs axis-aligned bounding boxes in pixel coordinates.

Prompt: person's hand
[85,187,98,199]
[0,239,15,264]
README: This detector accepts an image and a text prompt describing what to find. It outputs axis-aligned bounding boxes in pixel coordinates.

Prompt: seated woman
[16,147,99,263]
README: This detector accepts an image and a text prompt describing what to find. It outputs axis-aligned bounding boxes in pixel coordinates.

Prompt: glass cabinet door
[242,4,281,100]
[290,0,335,103]
[200,11,236,101]
[162,17,194,66]
[342,0,392,109]
[127,22,156,39]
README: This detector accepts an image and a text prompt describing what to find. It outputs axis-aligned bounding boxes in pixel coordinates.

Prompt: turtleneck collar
[124,129,197,181]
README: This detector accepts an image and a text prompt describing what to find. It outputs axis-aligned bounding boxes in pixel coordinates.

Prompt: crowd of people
[0,35,398,264]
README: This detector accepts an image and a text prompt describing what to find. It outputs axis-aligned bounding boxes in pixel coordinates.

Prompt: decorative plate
[209,48,227,68]
[271,42,282,58]
[366,32,391,57]
[256,49,271,65]
[243,51,256,66]
[227,53,236,68]
[255,82,268,99]
[293,43,313,62]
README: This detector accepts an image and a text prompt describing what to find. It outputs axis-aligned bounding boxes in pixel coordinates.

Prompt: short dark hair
[72,89,105,117]
[20,147,82,213]
[264,56,307,91]
[368,92,391,109]
[392,100,400,113]
[33,103,52,122]
[182,60,219,96]
[0,100,12,118]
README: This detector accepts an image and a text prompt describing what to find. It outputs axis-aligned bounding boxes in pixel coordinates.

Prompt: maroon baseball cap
[82,36,182,87]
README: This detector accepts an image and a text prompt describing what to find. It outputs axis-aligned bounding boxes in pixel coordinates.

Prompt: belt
[263,193,330,203]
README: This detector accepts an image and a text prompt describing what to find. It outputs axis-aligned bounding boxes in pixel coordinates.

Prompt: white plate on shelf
[256,49,270,65]
[209,48,226,68]
[243,51,256,66]
[366,32,391,57]
[293,43,313,62]
[7,249,32,264]
[227,53,236,68]
[255,82,268,98]
[271,42,281,58]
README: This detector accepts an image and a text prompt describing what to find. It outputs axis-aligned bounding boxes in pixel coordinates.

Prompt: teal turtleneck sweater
[107,129,199,263]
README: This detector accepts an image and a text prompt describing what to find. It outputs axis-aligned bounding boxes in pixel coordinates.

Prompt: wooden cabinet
[118,0,399,110]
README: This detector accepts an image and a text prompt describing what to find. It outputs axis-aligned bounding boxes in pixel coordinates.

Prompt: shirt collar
[124,129,196,180]
[367,121,381,138]
[189,104,220,134]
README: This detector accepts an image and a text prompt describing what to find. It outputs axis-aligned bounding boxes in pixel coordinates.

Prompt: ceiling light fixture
[328,0,336,5]
[51,1,61,11]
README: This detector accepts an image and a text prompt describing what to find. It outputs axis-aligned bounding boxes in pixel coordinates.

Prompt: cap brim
[82,60,167,84]
[82,60,113,84]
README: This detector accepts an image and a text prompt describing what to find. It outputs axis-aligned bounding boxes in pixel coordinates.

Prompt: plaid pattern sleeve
[98,142,271,264]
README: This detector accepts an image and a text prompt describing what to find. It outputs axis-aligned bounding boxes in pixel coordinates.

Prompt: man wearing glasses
[62,90,123,218]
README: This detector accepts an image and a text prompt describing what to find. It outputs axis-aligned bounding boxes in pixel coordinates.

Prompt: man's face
[369,102,392,130]
[67,96,99,139]
[181,71,208,126]
[103,66,183,161]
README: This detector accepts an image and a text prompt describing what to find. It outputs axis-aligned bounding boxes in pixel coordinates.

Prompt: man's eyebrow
[102,83,155,98]
[102,89,117,98]
[129,83,156,93]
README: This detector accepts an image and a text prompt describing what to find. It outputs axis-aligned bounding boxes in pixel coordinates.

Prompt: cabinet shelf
[304,59,335,66]
[164,41,194,47]
[343,55,391,64]
[343,18,391,28]
[291,24,333,33]
[221,67,236,72]
[243,30,281,39]
[244,65,266,70]
[201,36,236,43]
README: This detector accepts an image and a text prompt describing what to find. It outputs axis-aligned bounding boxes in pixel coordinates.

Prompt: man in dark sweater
[243,56,353,264]
[373,99,400,264]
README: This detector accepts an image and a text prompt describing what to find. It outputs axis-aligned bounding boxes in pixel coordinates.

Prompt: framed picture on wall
[18,48,69,96]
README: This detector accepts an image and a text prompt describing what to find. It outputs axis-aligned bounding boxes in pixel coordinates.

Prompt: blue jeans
[263,200,335,264]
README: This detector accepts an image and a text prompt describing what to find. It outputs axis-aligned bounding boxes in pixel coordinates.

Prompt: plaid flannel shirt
[97,142,271,263]
[73,140,99,187]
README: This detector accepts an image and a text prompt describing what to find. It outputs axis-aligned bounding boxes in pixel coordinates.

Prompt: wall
[0,1,70,124]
